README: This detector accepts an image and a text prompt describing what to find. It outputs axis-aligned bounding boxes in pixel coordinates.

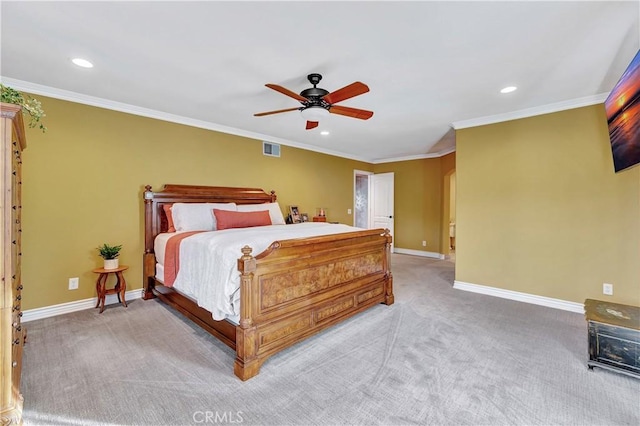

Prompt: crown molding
[373,146,456,164]
[374,153,440,164]
[451,93,608,130]
[4,77,603,163]
[1,77,457,163]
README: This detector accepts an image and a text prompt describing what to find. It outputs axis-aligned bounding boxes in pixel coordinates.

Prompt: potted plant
[97,243,122,270]
[0,83,47,132]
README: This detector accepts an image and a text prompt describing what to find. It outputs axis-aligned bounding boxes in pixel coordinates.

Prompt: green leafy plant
[0,83,47,132]
[97,243,122,260]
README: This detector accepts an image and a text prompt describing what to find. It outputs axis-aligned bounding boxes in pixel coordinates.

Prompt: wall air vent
[263,141,280,157]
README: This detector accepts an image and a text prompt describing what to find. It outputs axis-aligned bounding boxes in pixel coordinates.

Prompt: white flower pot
[103,259,119,270]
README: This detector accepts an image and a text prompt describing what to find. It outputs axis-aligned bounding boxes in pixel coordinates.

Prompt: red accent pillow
[163,204,176,233]
[213,209,272,230]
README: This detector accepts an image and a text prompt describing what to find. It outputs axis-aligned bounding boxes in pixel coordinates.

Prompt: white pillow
[171,202,237,231]
[237,202,286,225]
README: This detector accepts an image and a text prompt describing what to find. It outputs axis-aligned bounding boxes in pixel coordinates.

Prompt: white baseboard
[22,289,144,323]
[394,248,445,259]
[453,280,584,313]
[22,279,583,322]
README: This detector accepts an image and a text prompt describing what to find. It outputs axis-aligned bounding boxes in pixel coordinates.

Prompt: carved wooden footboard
[142,184,393,380]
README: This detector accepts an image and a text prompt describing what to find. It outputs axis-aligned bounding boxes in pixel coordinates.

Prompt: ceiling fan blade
[322,82,369,104]
[329,105,374,120]
[265,84,308,102]
[254,107,300,117]
[306,121,319,130]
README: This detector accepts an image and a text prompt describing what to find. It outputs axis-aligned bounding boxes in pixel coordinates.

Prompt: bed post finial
[240,245,253,258]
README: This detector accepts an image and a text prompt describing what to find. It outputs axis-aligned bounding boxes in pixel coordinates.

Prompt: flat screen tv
[605,49,640,173]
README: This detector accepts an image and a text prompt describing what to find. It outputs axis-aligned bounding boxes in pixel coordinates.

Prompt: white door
[371,172,394,252]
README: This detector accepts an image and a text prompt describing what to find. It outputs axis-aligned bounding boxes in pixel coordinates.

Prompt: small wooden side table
[92,265,129,314]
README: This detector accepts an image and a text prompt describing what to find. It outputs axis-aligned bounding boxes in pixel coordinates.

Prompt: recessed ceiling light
[320,131,330,136]
[71,58,93,68]
[500,86,517,94]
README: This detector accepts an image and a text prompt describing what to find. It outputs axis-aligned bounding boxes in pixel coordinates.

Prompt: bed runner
[163,231,204,286]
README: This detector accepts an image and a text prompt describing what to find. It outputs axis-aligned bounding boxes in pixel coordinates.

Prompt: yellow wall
[21,96,372,310]
[374,153,455,253]
[456,105,640,306]
[25,94,631,311]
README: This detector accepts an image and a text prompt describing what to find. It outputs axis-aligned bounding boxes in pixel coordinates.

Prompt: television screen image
[605,49,640,173]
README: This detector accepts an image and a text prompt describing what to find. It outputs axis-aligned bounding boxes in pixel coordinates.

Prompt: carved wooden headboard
[143,184,277,255]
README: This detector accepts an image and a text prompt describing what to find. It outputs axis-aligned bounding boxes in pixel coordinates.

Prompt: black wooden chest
[584,299,640,379]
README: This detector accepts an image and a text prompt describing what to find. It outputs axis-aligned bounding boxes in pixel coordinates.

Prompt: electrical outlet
[347,208,352,214]
[422,241,427,247]
[69,277,79,290]
[603,283,613,296]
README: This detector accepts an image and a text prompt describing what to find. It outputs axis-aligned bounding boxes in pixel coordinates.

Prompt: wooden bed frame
[143,184,394,380]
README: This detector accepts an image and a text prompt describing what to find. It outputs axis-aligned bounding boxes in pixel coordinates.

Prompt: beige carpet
[21,254,640,425]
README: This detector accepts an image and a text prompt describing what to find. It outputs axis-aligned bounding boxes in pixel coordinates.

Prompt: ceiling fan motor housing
[301,73,330,108]
[300,87,329,100]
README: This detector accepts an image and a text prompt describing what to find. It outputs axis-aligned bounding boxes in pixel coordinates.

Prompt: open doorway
[353,170,395,252]
[443,170,456,261]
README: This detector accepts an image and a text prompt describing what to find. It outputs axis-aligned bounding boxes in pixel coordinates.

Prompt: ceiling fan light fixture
[300,106,329,121]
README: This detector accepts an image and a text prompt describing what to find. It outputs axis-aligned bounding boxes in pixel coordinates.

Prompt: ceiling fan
[254,73,373,130]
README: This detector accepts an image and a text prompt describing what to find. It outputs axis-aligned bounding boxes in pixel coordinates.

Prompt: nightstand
[92,265,129,313]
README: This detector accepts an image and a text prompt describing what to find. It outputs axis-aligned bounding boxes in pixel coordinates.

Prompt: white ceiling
[1,1,638,163]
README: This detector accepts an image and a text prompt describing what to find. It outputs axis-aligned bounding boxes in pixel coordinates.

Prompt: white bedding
[155,222,362,321]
